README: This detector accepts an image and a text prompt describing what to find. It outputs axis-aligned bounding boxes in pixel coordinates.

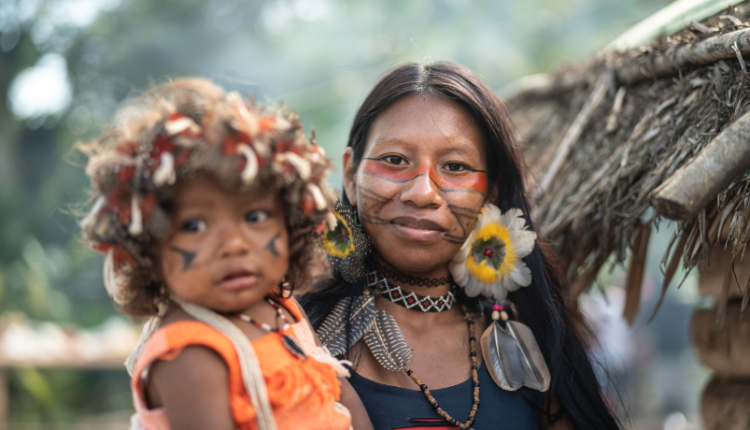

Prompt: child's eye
[245,210,269,223]
[182,219,207,232]
[445,162,468,172]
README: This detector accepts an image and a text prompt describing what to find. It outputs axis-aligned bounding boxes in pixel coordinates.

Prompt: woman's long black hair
[300,62,622,430]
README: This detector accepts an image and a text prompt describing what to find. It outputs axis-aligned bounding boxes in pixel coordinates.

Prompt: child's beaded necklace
[235,296,308,361]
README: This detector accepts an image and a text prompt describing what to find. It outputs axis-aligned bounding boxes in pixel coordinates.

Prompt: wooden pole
[650,108,750,220]
[616,28,750,84]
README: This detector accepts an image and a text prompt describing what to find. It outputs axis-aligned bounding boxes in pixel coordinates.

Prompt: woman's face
[343,93,488,275]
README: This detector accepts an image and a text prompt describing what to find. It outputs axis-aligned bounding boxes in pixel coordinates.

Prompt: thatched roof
[507,1,750,324]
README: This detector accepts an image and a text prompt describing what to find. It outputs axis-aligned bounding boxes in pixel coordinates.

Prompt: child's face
[158,175,289,313]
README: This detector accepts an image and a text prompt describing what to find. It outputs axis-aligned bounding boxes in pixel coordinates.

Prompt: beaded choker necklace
[235,296,307,360]
[372,260,452,287]
[366,270,455,313]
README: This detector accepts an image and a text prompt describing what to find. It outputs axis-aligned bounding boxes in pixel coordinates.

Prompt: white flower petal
[464,276,481,297]
[510,229,537,258]
[452,245,470,263]
[487,203,502,220]
[449,260,467,285]
[493,285,508,300]
[510,261,533,287]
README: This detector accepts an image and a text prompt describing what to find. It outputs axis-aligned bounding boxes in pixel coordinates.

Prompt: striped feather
[316,296,376,356]
[481,321,524,391]
[364,309,412,371]
[506,320,550,392]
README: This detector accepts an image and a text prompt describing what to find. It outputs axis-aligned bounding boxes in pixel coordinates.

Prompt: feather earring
[316,295,377,356]
[363,309,412,371]
[481,302,550,392]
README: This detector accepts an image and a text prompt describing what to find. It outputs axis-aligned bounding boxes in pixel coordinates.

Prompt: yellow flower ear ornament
[451,203,551,393]
[449,204,537,300]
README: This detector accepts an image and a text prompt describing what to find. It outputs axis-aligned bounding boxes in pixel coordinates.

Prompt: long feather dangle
[363,309,412,372]
[481,303,550,392]
[316,295,377,356]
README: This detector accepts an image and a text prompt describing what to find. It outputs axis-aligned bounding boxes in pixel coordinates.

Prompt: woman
[301,62,621,430]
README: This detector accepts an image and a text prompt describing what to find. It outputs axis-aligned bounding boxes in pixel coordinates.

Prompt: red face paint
[360,159,487,195]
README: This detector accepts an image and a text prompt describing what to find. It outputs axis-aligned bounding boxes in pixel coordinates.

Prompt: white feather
[237,144,259,184]
[164,116,200,136]
[227,92,259,136]
[278,152,311,180]
[81,197,106,230]
[310,346,352,378]
[153,152,176,186]
[510,262,533,287]
[307,183,328,211]
[449,258,466,285]
[128,195,143,236]
[103,248,119,297]
[85,153,135,177]
[325,212,338,231]
[510,229,537,258]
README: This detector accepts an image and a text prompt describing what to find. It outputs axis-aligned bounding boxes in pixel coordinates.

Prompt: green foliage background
[0,0,670,424]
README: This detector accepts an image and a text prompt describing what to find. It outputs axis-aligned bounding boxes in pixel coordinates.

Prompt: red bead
[492,304,501,311]
[483,248,494,258]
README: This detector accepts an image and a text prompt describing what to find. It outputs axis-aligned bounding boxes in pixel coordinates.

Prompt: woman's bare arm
[148,345,236,430]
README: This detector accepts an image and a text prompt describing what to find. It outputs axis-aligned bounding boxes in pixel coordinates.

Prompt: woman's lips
[391,217,444,240]
[217,270,257,290]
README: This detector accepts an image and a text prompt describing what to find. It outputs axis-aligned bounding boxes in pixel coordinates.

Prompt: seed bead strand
[404,305,479,429]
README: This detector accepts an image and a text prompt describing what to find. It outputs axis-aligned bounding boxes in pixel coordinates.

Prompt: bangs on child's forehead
[79,78,335,316]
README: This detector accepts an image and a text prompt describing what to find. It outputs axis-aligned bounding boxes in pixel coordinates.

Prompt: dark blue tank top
[349,361,543,430]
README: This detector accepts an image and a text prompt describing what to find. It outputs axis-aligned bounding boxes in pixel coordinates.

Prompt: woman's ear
[342,147,358,206]
[485,182,499,205]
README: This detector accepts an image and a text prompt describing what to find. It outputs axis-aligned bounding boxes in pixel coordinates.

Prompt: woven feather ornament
[481,312,550,392]
[316,295,376,356]
[322,200,372,283]
[363,309,412,372]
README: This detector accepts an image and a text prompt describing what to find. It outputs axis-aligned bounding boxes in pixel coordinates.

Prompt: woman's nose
[399,170,443,207]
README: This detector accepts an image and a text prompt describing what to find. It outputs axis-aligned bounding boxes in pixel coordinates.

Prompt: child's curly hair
[80,78,335,316]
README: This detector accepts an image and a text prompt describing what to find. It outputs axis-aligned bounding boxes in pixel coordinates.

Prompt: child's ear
[342,147,358,206]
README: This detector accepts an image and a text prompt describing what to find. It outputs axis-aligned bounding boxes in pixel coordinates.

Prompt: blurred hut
[505,1,750,428]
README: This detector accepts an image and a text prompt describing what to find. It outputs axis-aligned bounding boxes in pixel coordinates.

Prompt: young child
[79,78,371,430]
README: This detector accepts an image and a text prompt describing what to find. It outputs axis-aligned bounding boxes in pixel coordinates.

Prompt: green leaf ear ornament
[322,200,372,283]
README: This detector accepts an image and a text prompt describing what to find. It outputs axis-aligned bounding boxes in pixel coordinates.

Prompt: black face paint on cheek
[169,246,197,272]
[444,204,481,244]
[358,186,391,226]
[265,232,281,257]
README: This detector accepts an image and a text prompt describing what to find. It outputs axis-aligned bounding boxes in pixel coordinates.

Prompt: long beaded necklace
[404,305,480,429]
[235,296,307,361]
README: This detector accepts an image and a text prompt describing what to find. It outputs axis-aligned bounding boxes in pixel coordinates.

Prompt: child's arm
[338,375,375,430]
[295,298,375,430]
[148,345,236,430]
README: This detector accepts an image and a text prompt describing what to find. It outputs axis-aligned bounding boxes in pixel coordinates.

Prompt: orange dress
[129,297,351,430]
